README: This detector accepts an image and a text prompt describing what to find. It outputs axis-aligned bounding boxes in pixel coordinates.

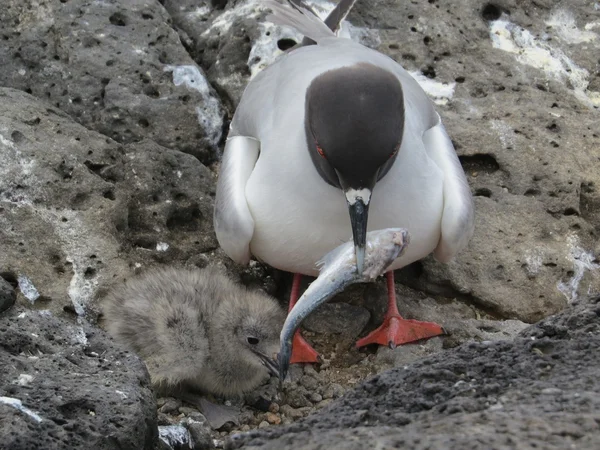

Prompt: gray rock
[0,0,224,164]
[0,277,16,313]
[225,295,600,449]
[0,88,217,318]
[0,307,157,449]
[186,418,215,450]
[303,303,370,340]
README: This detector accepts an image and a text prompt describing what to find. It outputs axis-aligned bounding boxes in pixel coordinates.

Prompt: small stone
[265,412,281,425]
[258,421,270,429]
[280,405,304,420]
[179,406,201,415]
[285,386,312,408]
[157,412,173,426]
[160,398,182,414]
[268,402,280,413]
[300,375,319,391]
[186,411,209,424]
[316,399,332,409]
[309,393,323,403]
[240,424,251,432]
[330,383,345,398]
[186,421,215,450]
[303,365,319,377]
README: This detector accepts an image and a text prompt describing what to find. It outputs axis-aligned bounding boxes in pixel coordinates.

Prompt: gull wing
[214,136,260,265]
[422,114,475,262]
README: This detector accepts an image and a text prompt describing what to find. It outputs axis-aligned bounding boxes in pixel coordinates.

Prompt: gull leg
[356,271,445,348]
[288,273,320,364]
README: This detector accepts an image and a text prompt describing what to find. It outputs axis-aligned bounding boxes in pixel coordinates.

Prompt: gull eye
[247,337,260,345]
[316,143,326,158]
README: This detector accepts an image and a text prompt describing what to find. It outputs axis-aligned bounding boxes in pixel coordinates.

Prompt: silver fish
[278,228,410,380]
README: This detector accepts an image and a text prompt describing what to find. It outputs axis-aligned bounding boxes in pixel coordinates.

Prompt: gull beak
[346,190,371,275]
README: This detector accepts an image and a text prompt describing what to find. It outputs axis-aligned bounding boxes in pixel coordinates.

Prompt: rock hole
[0,272,18,289]
[277,38,297,51]
[563,207,578,216]
[138,118,150,128]
[11,130,25,143]
[103,189,116,200]
[166,205,202,231]
[84,267,96,278]
[524,188,540,196]
[474,187,492,197]
[455,76,465,83]
[481,4,503,21]
[458,154,500,174]
[109,12,128,26]
[143,86,159,98]
[422,65,436,79]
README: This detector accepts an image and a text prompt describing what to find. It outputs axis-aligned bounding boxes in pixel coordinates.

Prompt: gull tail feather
[264,0,335,43]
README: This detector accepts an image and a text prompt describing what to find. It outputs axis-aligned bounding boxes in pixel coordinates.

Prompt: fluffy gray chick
[103,266,285,397]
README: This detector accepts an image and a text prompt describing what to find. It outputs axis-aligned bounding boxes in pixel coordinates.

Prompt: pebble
[300,375,319,391]
[240,424,251,432]
[258,421,270,429]
[280,404,304,420]
[285,386,312,408]
[186,421,215,450]
[179,406,200,415]
[160,398,182,414]
[309,393,323,403]
[268,402,280,413]
[322,383,345,399]
[265,412,281,425]
[316,399,333,409]
[157,412,173,426]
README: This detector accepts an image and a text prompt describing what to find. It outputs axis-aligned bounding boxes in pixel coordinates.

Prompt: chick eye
[247,337,260,345]
[316,143,326,159]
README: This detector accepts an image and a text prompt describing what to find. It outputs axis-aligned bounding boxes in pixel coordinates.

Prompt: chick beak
[254,350,280,377]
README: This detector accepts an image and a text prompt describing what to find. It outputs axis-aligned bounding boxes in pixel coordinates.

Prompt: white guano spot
[408,71,455,106]
[17,275,40,304]
[164,65,224,148]
[490,119,516,149]
[115,390,128,400]
[156,242,169,252]
[557,234,600,303]
[0,397,43,423]
[524,248,544,275]
[546,9,597,44]
[14,374,34,386]
[159,425,192,448]
[489,16,600,107]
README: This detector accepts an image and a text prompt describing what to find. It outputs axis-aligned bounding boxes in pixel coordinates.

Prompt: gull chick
[102,266,285,397]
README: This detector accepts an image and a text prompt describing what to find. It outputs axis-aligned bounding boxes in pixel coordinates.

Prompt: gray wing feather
[422,114,475,262]
[214,136,260,265]
[264,0,335,43]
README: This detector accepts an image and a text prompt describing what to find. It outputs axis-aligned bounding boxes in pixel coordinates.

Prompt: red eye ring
[316,144,326,158]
